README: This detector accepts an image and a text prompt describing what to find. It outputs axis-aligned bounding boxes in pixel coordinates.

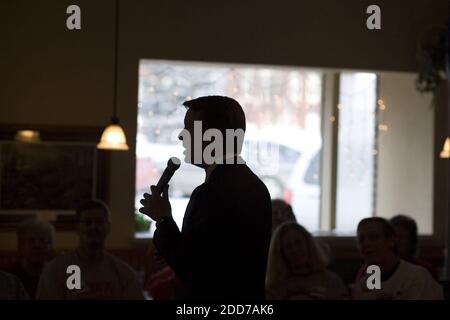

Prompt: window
[336,73,377,232]
[135,61,434,237]
[136,60,322,236]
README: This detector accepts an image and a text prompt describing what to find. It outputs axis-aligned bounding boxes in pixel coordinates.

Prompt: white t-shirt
[36,250,144,300]
[353,259,443,300]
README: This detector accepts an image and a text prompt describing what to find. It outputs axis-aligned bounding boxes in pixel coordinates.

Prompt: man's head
[357,217,397,265]
[76,199,111,248]
[178,96,246,167]
[389,214,418,260]
[271,199,296,233]
[17,219,55,267]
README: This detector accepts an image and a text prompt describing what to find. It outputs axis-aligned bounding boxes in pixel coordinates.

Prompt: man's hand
[139,185,172,223]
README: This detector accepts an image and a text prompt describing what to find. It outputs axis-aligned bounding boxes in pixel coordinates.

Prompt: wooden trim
[329,73,340,230]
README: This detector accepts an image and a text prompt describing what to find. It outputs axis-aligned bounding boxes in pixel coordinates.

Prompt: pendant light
[97,0,129,151]
[441,137,450,159]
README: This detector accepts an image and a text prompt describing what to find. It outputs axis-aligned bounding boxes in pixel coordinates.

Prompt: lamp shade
[15,130,41,143]
[440,137,450,159]
[97,122,129,150]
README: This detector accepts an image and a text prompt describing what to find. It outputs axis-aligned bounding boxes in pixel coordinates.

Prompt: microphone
[154,157,181,194]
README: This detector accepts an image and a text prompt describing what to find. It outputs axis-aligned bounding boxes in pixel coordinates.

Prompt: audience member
[271,199,332,265]
[0,270,28,300]
[266,222,347,299]
[7,219,54,298]
[389,214,440,280]
[36,200,144,300]
[271,199,296,233]
[143,243,180,299]
[352,217,443,300]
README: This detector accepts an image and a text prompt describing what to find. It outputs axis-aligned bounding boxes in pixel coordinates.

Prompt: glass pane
[336,73,377,233]
[136,61,323,237]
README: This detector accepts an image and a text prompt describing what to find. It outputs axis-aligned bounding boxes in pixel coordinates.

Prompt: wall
[376,72,434,234]
[0,0,448,250]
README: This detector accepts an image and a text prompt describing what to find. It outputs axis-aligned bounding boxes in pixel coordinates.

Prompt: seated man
[0,270,28,300]
[389,214,440,280]
[37,200,144,300]
[352,217,443,300]
[7,219,55,298]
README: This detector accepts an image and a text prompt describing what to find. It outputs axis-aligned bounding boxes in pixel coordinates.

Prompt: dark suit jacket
[153,162,272,300]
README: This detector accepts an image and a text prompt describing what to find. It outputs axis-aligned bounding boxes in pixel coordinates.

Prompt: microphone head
[167,157,181,171]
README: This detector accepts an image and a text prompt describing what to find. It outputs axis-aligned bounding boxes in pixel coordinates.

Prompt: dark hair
[76,199,110,222]
[271,199,296,221]
[357,217,396,239]
[390,214,418,254]
[183,95,246,134]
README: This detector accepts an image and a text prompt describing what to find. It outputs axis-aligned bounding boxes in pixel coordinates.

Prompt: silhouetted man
[140,96,272,300]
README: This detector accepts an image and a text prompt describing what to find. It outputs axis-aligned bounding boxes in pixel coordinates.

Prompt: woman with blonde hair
[266,222,347,299]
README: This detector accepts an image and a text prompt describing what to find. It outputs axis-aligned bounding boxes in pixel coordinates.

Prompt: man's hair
[183,96,246,134]
[17,219,55,247]
[76,199,111,222]
[390,214,418,254]
[357,217,396,239]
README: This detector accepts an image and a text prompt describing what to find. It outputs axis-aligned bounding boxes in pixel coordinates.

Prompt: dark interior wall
[0,0,448,249]
[126,0,449,71]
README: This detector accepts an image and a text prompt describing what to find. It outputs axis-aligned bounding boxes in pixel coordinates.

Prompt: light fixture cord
[112,0,120,122]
